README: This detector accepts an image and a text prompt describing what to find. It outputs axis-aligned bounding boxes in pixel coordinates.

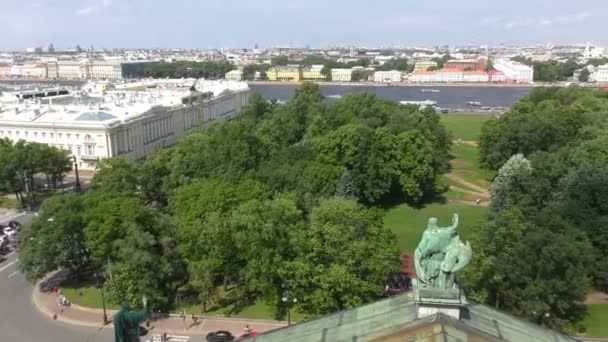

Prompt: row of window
[0,130,98,142]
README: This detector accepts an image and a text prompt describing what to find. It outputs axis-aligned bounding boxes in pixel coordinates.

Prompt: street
[0,212,113,342]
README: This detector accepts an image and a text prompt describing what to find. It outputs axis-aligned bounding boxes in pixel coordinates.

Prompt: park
[3,85,608,339]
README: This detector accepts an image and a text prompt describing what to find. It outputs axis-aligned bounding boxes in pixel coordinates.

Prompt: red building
[444,58,486,71]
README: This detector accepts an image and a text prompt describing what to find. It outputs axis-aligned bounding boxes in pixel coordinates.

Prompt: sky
[1,0,607,50]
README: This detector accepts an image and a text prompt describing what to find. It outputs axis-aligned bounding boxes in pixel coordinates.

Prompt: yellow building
[302,64,325,81]
[267,65,301,82]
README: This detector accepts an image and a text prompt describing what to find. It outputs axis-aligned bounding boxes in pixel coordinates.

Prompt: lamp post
[94,272,109,325]
[72,155,81,193]
[282,296,297,326]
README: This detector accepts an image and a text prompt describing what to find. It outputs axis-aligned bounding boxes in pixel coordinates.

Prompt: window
[34,132,38,137]
[76,134,80,139]
[77,146,82,155]
[42,132,46,138]
[50,133,54,138]
[86,145,94,156]
[24,131,28,137]
[67,133,71,139]
[58,133,62,139]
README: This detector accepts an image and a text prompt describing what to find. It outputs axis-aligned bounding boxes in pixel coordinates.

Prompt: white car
[0,234,8,248]
[2,226,16,239]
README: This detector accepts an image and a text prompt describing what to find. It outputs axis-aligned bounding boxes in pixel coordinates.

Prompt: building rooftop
[241,292,578,342]
[0,79,248,128]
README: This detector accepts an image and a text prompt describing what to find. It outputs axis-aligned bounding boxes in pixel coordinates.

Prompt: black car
[8,221,22,230]
[206,330,235,342]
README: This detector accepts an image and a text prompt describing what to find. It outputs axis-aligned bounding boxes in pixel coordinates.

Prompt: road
[0,212,112,342]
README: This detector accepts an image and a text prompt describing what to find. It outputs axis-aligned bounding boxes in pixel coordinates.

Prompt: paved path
[33,272,287,339]
[444,174,490,197]
[0,218,110,341]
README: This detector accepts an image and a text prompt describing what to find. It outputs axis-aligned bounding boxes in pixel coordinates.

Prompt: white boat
[466,101,482,106]
[326,94,342,99]
[400,100,438,107]
[420,89,440,93]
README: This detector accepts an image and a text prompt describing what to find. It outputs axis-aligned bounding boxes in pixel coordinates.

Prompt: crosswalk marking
[7,270,18,278]
[0,260,16,273]
[150,334,190,342]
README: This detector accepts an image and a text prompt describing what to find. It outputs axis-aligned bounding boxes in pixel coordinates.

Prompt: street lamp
[282,296,297,326]
[72,155,81,193]
[93,272,109,325]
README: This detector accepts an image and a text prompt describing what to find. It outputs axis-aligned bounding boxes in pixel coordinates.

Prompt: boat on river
[420,89,440,93]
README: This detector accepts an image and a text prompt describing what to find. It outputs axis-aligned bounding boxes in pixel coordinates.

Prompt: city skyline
[1,0,608,50]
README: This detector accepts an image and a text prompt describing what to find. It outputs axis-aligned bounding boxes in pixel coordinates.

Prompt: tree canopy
[465,87,608,333]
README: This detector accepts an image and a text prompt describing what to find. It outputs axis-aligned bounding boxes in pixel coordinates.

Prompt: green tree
[462,207,593,332]
[280,198,399,315]
[335,170,357,200]
[18,194,90,281]
[489,154,532,215]
[579,68,590,82]
[271,56,289,66]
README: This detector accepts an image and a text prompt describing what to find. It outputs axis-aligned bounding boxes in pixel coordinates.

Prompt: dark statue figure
[114,296,148,342]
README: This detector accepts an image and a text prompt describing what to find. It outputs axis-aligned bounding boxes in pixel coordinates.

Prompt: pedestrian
[244,324,252,334]
[191,313,198,327]
[53,312,58,320]
[475,199,481,205]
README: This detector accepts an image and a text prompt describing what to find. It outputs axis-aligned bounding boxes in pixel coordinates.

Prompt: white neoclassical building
[0,79,250,170]
[493,59,534,83]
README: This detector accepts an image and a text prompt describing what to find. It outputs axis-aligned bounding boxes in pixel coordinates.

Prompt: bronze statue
[414,214,472,289]
[114,296,148,342]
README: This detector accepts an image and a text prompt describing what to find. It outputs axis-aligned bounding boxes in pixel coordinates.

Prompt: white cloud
[76,6,95,15]
[75,0,113,16]
[540,19,552,25]
[31,3,41,9]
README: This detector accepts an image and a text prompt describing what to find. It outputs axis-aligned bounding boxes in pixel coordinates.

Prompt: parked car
[206,330,235,342]
[0,234,8,249]
[7,221,22,231]
[2,226,17,239]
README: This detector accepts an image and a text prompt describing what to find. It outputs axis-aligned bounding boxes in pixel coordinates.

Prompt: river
[249,84,533,110]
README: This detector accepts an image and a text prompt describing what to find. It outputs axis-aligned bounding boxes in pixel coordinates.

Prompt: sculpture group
[414,214,472,289]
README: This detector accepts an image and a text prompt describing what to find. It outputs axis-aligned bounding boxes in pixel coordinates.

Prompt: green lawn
[583,304,608,337]
[440,114,494,141]
[61,280,119,310]
[0,196,20,210]
[447,143,495,189]
[384,203,488,253]
[61,280,307,321]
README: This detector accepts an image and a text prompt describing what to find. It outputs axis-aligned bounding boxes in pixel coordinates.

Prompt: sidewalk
[32,279,286,338]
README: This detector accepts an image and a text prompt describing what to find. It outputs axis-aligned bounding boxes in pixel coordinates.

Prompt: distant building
[462,71,489,82]
[493,59,534,83]
[408,69,489,83]
[444,58,486,71]
[89,62,123,79]
[591,64,608,83]
[0,63,10,77]
[57,61,89,79]
[0,79,250,170]
[436,69,463,82]
[414,61,437,71]
[21,64,48,78]
[489,70,507,82]
[374,70,402,83]
[331,68,352,82]
[301,65,325,81]
[266,65,301,82]
[225,69,243,81]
